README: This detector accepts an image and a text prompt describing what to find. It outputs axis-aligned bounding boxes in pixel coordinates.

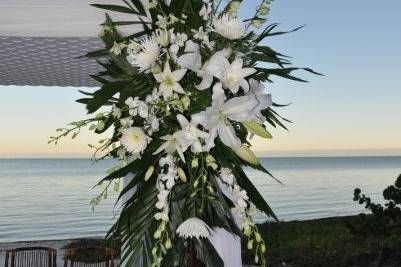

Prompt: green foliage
[348,174,401,237]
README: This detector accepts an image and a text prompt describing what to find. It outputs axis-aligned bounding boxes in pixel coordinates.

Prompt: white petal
[217,122,241,149]
[172,69,187,81]
[176,114,190,128]
[172,83,186,94]
[239,79,249,92]
[195,73,213,90]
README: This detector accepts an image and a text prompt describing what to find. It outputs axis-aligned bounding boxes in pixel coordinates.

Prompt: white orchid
[192,83,265,150]
[127,37,160,73]
[171,32,188,47]
[191,26,208,41]
[154,62,187,99]
[199,3,212,21]
[125,97,149,118]
[176,114,209,153]
[156,15,169,29]
[212,14,246,40]
[110,41,127,55]
[119,117,133,128]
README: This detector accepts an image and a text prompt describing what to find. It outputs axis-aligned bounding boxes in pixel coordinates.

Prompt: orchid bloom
[192,83,265,150]
[154,62,187,99]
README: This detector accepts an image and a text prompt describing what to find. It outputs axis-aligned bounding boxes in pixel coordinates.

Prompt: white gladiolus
[127,37,160,73]
[120,127,151,155]
[213,14,246,40]
[176,217,212,239]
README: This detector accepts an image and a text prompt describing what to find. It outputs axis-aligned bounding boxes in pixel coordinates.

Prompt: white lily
[203,53,256,93]
[192,83,264,150]
[154,62,187,99]
[176,114,209,153]
[153,133,187,163]
[247,79,273,123]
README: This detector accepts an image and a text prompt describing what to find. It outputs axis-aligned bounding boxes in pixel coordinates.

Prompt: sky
[0,0,401,157]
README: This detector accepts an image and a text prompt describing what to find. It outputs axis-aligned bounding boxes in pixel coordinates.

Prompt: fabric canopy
[0,0,141,87]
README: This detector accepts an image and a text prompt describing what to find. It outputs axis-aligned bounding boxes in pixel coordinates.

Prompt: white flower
[120,127,151,155]
[153,29,170,47]
[192,26,208,41]
[125,97,149,118]
[153,134,187,163]
[112,105,122,118]
[127,40,142,54]
[145,88,160,103]
[192,83,263,150]
[154,62,187,99]
[247,79,273,123]
[175,114,209,153]
[213,14,246,40]
[199,3,212,21]
[159,154,175,167]
[219,167,234,185]
[156,186,170,209]
[203,53,256,93]
[171,32,188,47]
[156,15,169,29]
[159,165,178,189]
[154,207,169,222]
[127,37,160,73]
[176,217,212,239]
[120,117,133,128]
[110,41,127,55]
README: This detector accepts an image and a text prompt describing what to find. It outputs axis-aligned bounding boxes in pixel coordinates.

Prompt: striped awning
[0,0,143,87]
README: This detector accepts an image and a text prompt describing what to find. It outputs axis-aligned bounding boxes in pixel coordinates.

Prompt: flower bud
[254,255,259,264]
[153,230,161,239]
[165,238,172,249]
[144,165,155,181]
[191,158,199,168]
[177,167,187,182]
[96,121,105,131]
[243,120,272,138]
[261,243,266,253]
[255,232,262,242]
[152,246,158,256]
[181,95,190,110]
[234,144,260,165]
[193,179,199,188]
[247,239,254,250]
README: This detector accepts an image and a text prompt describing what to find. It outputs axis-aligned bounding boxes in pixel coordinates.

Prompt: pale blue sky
[1,0,400,157]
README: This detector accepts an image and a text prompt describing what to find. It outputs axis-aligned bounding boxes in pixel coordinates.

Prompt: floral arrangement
[50,0,318,266]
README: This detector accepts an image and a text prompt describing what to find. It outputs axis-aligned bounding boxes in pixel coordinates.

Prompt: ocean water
[0,156,400,243]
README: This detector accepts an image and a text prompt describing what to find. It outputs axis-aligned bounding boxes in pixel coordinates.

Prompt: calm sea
[0,156,400,243]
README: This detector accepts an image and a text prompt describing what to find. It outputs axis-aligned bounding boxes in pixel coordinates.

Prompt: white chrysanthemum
[127,37,160,73]
[176,217,212,239]
[120,127,150,154]
[213,14,246,40]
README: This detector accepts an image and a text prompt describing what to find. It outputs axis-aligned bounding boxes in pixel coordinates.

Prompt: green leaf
[85,81,129,113]
[91,4,140,15]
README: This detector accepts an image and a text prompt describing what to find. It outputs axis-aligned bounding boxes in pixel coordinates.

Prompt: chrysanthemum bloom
[120,127,150,154]
[176,217,212,239]
[212,14,246,40]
